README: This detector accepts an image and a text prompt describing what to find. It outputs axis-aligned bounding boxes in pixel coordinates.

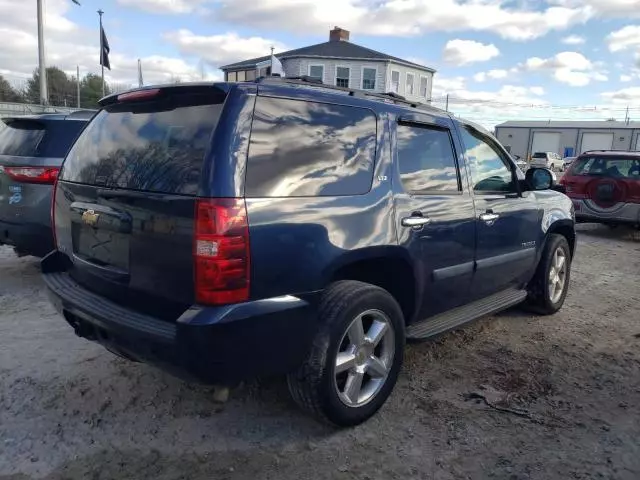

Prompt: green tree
[0,75,23,102]
[25,66,75,106]
[80,73,111,109]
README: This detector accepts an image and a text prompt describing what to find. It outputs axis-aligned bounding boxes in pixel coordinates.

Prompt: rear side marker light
[2,166,60,184]
[194,198,250,305]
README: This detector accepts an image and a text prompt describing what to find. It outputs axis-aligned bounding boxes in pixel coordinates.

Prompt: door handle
[479,212,500,224]
[402,216,431,228]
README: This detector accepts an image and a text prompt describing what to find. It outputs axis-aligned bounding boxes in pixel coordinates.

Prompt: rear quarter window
[245,97,377,197]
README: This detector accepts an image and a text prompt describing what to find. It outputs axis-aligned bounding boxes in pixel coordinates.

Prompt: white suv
[531,152,562,170]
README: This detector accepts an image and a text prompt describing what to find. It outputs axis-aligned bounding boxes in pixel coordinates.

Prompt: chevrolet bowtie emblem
[82,209,100,227]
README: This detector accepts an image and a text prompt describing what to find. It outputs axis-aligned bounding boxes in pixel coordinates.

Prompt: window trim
[335,65,351,88]
[396,121,463,196]
[406,72,415,96]
[419,75,430,99]
[308,63,325,82]
[361,66,378,90]
[460,126,520,196]
[390,69,401,94]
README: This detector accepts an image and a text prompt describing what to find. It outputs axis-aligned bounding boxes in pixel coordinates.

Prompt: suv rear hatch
[0,116,86,244]
[562,154,640,207]
[54,85,230,320]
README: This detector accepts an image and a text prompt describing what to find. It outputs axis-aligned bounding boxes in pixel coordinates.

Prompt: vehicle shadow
[576,223,640,242]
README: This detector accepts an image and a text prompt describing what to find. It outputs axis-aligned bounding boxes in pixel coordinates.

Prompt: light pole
[36,0,80,105]
[37,0,47,105]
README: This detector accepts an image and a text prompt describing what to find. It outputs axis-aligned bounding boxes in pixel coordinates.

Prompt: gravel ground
[1,224,639,480]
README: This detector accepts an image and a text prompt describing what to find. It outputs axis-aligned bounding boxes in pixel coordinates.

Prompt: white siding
[385,62,433,103]
[289,58,388,93]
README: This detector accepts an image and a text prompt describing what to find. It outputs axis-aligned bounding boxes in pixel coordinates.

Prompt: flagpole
[37,0,48,105]
[98,9,105,97]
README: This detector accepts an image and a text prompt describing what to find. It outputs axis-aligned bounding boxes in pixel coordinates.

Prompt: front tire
[526,234,571,315]
[287,281,405,426]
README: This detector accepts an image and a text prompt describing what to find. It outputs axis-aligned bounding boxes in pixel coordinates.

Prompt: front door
[393,115,476,321]
[456,125,541,300]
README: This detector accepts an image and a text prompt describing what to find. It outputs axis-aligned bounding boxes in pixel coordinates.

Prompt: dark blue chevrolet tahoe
[42,78,575,426]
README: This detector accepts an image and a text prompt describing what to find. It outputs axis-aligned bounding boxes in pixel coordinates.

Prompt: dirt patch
[1,224,640,480]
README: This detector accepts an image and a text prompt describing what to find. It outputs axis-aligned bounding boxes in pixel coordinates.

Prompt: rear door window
[572,156,640,178]
[0,120,46,156]
[245,97,377,197]
[61,90,225,195]
[396,123,460,193]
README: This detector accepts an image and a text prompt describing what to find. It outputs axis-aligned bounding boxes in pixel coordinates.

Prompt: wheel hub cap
[333,309,395,408]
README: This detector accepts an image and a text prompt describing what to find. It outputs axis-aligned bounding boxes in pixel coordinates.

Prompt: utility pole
[76,65,81,108]
[445,94,449,112]
[625,105,630,125]
[37,0,48,105]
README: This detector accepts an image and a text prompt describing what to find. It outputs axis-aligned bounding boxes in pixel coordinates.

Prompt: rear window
[571,156,640,178]
[61,90,225,195]
[0,120,46,156]
[532,152,546,158]
[245,97,377,197]
[0,119,85,158]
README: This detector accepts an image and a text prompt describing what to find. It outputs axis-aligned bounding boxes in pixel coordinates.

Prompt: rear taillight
[51,175,59,249]
[3,166,59,184]
[194,198,250,305]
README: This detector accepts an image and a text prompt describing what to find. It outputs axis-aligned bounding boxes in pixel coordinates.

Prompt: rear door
[456,125,541,300]
[392,114,476,319]
[54,85,228,320]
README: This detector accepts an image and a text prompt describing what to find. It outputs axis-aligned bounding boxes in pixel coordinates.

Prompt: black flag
[100,26,111,70]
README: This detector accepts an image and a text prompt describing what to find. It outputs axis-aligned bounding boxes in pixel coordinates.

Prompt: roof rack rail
[254,76,447,115]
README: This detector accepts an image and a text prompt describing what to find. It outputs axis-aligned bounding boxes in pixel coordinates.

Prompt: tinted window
[460,127,514,193]
[397,124,459,192]
[0,120,45,156]
[61,91,224,195]
[532,152,546,158]
[571,156,640,178]
[246,97,376,197]
[38,121,87,157]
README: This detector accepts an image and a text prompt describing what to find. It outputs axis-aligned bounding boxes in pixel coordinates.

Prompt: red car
[560,151,640,227]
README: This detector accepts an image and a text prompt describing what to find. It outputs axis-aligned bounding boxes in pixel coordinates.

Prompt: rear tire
[287,280,405,426]
[526,234,571,315]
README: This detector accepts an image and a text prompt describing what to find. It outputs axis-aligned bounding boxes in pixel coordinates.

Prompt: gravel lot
[1,224,639,480]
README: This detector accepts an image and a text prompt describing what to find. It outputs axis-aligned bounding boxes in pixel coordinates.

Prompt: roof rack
[255,76,446,115]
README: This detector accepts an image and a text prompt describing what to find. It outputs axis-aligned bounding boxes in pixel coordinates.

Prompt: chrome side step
[406,288,527,340]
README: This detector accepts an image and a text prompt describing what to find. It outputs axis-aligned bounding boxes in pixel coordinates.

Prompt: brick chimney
[329,26,350,42]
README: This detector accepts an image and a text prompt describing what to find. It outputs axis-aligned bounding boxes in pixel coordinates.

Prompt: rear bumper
[42,253,319,384]
[572,199,640,225]
[0,219,54,256]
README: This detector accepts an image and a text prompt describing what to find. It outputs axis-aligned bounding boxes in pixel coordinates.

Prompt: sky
[1,0,640,128]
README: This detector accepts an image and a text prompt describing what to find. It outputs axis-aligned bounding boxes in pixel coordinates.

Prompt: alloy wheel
[548,247,568,304]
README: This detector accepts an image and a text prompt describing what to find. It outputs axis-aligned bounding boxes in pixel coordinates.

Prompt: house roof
[496,120,640,129]
[220,40,436,73]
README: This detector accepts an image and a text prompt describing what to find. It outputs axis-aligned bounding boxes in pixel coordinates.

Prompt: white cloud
[443,40,499,66]
[523,51,607,86]
[212,0,593,41]
[116,0,208,14]
[606,25,640,52]
[550,0,640,18]
[562,34,586,45]
[601,86,640,103]
[164,30,287,67]
[530,86,545,95]
[473,69,510,82]
[621,74,633,82]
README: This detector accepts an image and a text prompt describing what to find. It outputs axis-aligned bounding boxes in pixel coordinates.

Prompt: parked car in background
[560,150,640,228]
[561,156,576,172]
[530,151,562,170]
[0,111,93,257]
[42,79,575,426]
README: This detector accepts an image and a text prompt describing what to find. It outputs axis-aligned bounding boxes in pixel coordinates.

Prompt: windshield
[570,156,640,178]
[532,152,546,158]
[61,90,225,195]
[0,120,45,156]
